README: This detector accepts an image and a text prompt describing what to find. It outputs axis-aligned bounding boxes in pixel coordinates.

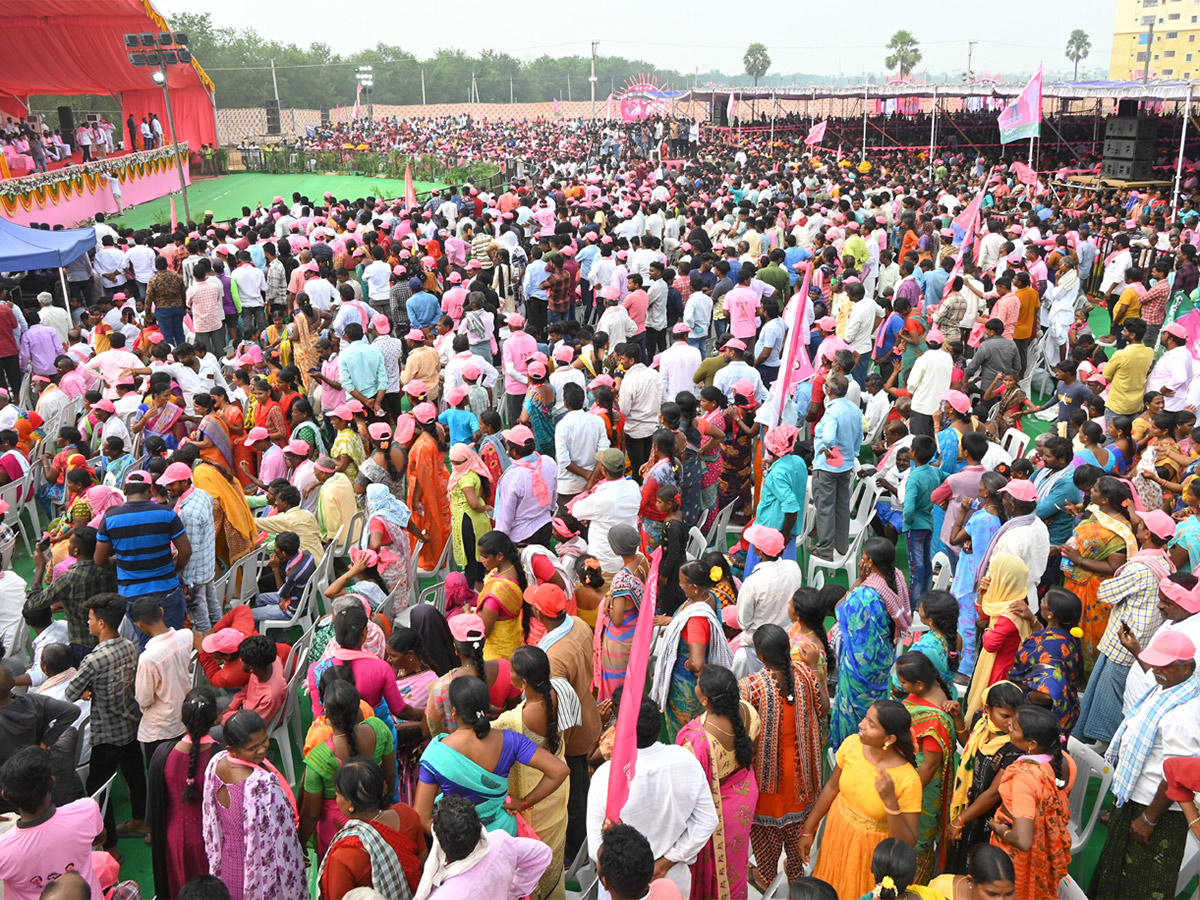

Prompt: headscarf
[980,553,1032,620]
[409,604,457,676]
[763,424,800,459]
[66,452,93,479]
[363,482,413,536]
[949,681,1016,821]
[447,442,491,494]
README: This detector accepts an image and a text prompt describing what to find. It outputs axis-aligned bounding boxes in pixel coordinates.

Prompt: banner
[404,162,417,211]
[726,91,737,122]
[1011,160,1037,185]
[951,187,985,249]
[805,120,827,146]
[353,82,362,121]
[763,262,815,428]
[170,196,177,231]
[604,548,662,824]
[1174,309,1200,361]
[997,65,1042,144]
[553,97,562,117]
[336,104,343,124]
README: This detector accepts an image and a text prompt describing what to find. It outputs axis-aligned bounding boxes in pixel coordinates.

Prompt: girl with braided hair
[146,686,219,899]
[739,624,825,891]
[424,613,522,738]
[676,664,760,900]
[494,646,581,900]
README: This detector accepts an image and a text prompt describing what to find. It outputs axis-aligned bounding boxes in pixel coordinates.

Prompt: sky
[158,0,1120,82]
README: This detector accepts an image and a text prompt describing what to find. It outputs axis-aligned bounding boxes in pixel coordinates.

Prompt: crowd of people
[6,104,1200,900]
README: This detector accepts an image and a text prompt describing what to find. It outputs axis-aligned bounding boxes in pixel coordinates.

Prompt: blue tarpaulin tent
[0,217,92,271]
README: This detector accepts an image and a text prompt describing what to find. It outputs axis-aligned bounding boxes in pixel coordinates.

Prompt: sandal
[748,864,772,894]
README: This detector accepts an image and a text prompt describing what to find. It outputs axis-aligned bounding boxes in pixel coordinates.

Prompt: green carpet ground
[108,172,447,231]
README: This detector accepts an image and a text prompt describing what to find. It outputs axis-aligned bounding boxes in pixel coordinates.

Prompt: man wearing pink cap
[157,461,220,630]
[494,424,558,545]
[735,524,802,676]
[401,327,441,402]
[712,339,766,405]
[501,314,538,427]
[978,479,1049,610]
[92,398,130,450]
[243,425,287,489]
[905,328,952,437]
[369,313,406,418]
[1147,322,1194,412]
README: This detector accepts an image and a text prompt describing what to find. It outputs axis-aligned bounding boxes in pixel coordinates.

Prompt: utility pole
[590,40,598,120]
[511,74,514,104]
[568,71,572,102]
[1143,16,1157,82]
[270,58,280,105]
[966,40,977,83]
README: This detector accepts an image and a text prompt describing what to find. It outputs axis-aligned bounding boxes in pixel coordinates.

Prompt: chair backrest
[704,499,736,550]
[1057,875,1088,900]
[331,511,364,556]
[1065,736,1113,854]
[762,872,788,900]
[686,525,707,560]
[418,582,446,614]
[931,551,951,592]
[90,773,117,819]
[1000,427,1029,460]
[849,479,880,527]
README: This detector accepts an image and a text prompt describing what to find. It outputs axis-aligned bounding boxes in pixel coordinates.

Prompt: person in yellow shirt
[1110,266,1146,348]
[1103,317,1156,419]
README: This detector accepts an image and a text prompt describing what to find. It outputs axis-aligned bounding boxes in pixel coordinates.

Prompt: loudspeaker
[1105,116,1158,140]
[57,106,75,149]
[320,107,330,126]
[712,99,729,128]
[1101,158,1154,181]
[265,99,281,135]
[1102,116,1158,181]
[1117,99,1138,117]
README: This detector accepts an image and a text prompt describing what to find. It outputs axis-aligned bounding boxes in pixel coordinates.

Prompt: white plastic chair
[930,550,952,592]
[1066,737,1114,855]
[761,871,788,899]
[417,539,452,581]
[1000,427,1030,460]
[266,641,310,785]
[417,582,446,613]
[704,500,737,552]
[844,478,881,547]
[90,772,117,819]
[260,571,318,639]
[685,525,707,560]
[1057,874,1088,900]
[807,481,878,587]
[0,473,37,559]
[224,547,267,608]
[330,511,364,556]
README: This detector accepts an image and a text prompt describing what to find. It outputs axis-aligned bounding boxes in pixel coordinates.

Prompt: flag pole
[929,86,937,179]
[1173,82,1193,220]
[861,80,869,162]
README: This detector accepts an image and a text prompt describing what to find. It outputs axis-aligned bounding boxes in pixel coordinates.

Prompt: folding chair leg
[276,731,295,784]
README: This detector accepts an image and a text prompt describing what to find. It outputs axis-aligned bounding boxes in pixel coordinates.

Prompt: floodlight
[144,51,161,66]
[123,34,139,48]
[160,50,178,64]
[177,48,192,63]
[151,70,166,85]
[140,33,156,47]
[158,32,173,46]
[129,53,145,67]
[173,32,189,45]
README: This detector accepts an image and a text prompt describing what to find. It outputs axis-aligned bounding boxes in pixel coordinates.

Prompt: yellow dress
[812,735,923,900]
[925,874,958,899]
[481,571,525,661]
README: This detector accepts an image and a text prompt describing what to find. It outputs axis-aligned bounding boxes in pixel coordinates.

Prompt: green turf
[108,172,448,230]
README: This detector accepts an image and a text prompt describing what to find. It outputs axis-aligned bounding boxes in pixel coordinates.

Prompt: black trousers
[909,411,935,437]
[626,435,652,483]
[0,355,21,396]
[564,753,590,860]
[646,326,666,357]
[88,739,147,848]
[525,297,547,341]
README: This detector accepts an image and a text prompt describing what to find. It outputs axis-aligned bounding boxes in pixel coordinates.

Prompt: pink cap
[371,314,390,335]
[1139,509,1177,541]
[394,414,416,443]
[732,379,756,398]
[466,259,482,270]
[939,227,954,238]
[1139,630,1197,667]
[331,404,355,421]
[598,286,620,301]
[405,328,426,341]
[672,322,691,334]
[721,605,740,629]
[403,379,428,397]
[743,523,786,557]
[201,628,244,655]
[926,327,946,345]
[553,345,574,363]
[344,399,365,414]
[508,314,526,329]
[588,374,615,390]
[527,361,548,379]
[463,363,482,379]
[449,613,486,643]
[1000,479,1038,503]
[1164,322,1189,341]
[413,401,437,424]
[725,338,747,350]
[242,426,270,446]
[392,264,406,277]
[367,422,392,441]
[149,332,165,344]
[448,272,462,283]
[284,439,311,455]
[502,424,535,445]
[938,390,971,414]
[94,399,116,413]
[156,461,194,485]
[816,316,837,331]
[585,232,598,242]
[446,385,469,406]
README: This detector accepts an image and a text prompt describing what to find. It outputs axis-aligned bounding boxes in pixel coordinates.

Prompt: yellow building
[1110,0,1200,80]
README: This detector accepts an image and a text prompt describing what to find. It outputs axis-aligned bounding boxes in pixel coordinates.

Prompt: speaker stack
[57,105,75,149]
[1101,115,1158,182]
[265,99,281,135]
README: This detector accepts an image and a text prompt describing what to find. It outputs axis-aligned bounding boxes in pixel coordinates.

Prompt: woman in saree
[210,386,254,489]
[494,646,580,900]
[250,377,288,448]
[895,651,958,883]
[288,397,326,458]
[329,404,366,481]
[717,383,760,525]
[1059,475,1137,672]
[590,383,624,449]
[698,387,729,530]
[355,420,403,500]
[362,483,428,597]
[931,396,974,558]
[290,295,322,394]
[425,613,522,738]
[414,675,569,837]
[133,377,187,449]
[1005,587,1084,733]
[273,366,303,421]
[1169,475,1200,570]
[941,681,1024,875]
[384,619,447,800]
[44,464,101,580]
[449,442,492,588]
[964,554,1033,725]
[949,472,1007,679]
[741,626,823,892]
[184,443,258,566]
[678,664,760,900]
[189,392,237,471]
[408,404,451,571]
[1075,421,1114,472]
[898,303,929,388]
[98,434,135,487]
[830,537,906,749]
[519,362,556,457]
[299,675,396,860]
[592,524,648,701]
[893,589,961,694]
[649,558,735,743]
[1132,390,1166,450]
[983,371,1026,436]
[638,428,680,552]
[477,530,529,662]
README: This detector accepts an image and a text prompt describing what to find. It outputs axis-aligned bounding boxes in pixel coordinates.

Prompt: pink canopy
[0,0,216,149]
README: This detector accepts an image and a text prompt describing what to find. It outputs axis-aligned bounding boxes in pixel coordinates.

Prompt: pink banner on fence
[3,163,191,228]
[604,548,662,825]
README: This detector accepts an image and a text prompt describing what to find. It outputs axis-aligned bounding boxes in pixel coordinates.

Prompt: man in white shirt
[151,114,163,146]
[35,293,70,346]
[587,696,717,899]
[127,343,227,414]
[737,524,803,640]
[554,384,609,509]
[906,336,953,437]
[712,340,768,404]
[230,251,267,323]
[841,282,881,387]
[1100,233,1133,308]
[1147,322,1194,412]
[570,454,641,575]
[597,289,636,348]
[616,343,663,479]
[93,236,127,298]
[659,324,702,399]
[362,246,391,311]
[125,234,156,299]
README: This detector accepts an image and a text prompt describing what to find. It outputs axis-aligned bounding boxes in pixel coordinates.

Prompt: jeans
[88,740,147,848]
[688,335,707,353]
[241,305,266,339]
[812,467,852,556]
[851,353,870,388]
[195,328,225,358]
[125,585,185,650]
[156,305,186,346]
[187,581,221,632]
[758,364,780,387]
[565,753,590,861]
[906,529,932,607]
[547,307,570,325]
[505,391,526,428]
[647,326,666,357]
[744,534,797,578]
[252,591,292,622]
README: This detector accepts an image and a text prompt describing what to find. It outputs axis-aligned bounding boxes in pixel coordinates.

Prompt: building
[1110,0,1200,80]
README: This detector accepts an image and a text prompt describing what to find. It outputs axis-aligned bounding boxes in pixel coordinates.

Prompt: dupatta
[421,733,515,834]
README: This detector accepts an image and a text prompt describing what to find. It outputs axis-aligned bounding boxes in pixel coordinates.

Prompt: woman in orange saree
[406,412,451,571]
[189,393,236,472]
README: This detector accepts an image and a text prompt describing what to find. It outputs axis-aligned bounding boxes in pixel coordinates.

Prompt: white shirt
[906,349,953,416]
[587,743,718,900]
[549,366,585,416]
[27,621,68,688]
[160,358,228,414]
[126,245,156,283]
[713,361,768,404]
[844,298,881,355]
[362,260,391,301]
[444,352,499,394]
[1113,687,1200,809]
[864,389,891,444]
[231,264,267,308]
[99,414,129,449]
[1147,346,1194,411]
[617,364,664,440]
[659,342,702,400]
[737,558,803,641]
[597,304,636,348]
[38,306,71,345]
[93,247,127,286]
[991,518,1050,610]
[1100,249,1132,294]
[554,410,610,496]
[304,277,337,312]
[570,477,642,573]
[1124,614,1200,715]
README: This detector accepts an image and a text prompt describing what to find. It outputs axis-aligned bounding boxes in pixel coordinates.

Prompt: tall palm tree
[885,30,922,77]
[1066,29,1091,81]
[743,43,771,118]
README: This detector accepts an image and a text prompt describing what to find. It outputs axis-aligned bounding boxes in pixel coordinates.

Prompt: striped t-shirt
[96,499,185,596]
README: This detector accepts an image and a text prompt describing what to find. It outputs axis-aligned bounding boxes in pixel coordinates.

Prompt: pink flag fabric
[805,121,827,146]
[404,162,417,212]
[1175,309,1200,361]
[553,97,562,116]
[353,82,362,121]
[604,548,662,824]
[726,91,737,122]
[336,104,343,124]
[169,197,177,232]
[1012,160,1038,185]
[765,262,815,428]
[951,187,986,250]
[997,65,1043,144]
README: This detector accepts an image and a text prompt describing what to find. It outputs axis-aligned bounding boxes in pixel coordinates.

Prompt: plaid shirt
[543,268,572,312]
[390,283,412,333]
[1141,279,1172,326]
[66,637,141,747]
[26,559,116,649]
[266,257,288,305]
[1097,557,1166,666]
[177,488,216,585]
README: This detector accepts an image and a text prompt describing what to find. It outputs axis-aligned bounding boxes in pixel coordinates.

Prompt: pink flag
[605,94,614,120]
[604,548,662,824]
[553,97,562,117]
[805,120,827,146]
[997,64,1043,144]
[352,82,362,121]
[170,197,177,232]
[726,91,737,122]
[336,104,343,124]
[1176,309,1200,361]
[1011,160,1037,185]
[403,162,417,212]
[766,263,815,427]
[951,187,986,249]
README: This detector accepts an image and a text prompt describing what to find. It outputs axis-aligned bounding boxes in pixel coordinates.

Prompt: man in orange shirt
[1012,270,1040,370]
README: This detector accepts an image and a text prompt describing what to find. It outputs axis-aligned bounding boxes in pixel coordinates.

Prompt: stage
[0,144,190,228]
